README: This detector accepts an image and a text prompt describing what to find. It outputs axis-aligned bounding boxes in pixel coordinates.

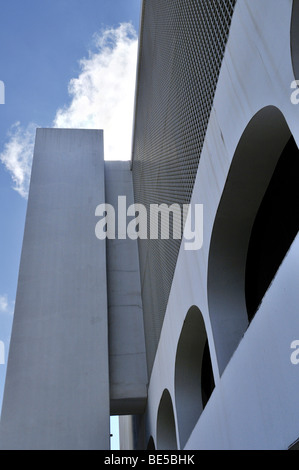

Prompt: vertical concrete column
[0,128,110,450]
[105,161,147,415]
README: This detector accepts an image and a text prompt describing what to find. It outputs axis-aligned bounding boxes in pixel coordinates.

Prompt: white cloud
[0,295,8,313]
[0,23,138,199]
[0,122,36,198]
[0,295,14,315]
[53,22,138,160]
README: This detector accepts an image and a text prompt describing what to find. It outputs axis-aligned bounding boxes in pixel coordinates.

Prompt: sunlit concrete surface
[0,129,110,450]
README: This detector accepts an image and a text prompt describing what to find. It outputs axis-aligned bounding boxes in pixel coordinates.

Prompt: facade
[1,0,299,450]
[126,0,299,450]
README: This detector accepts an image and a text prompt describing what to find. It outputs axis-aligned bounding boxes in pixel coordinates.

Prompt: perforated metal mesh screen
[132,0,236,372]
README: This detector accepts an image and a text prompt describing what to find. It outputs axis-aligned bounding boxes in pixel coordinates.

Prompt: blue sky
[0,0,141,449]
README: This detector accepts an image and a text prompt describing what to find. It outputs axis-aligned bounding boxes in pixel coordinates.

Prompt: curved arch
[175,306,215,449]
[208,106,292,376]
[291,0,299,80]
[156,389,178,450]
[245,135,299,320]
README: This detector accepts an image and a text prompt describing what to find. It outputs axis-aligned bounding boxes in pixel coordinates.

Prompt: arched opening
[147,436,156,450]
[208,106,292,375]
[156,389,178,450]
[245,136,299,321]
[201,340,215,409]
[174,306,215,449]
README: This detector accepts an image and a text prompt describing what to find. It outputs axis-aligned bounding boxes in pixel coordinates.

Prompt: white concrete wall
[0,129,110,450]
[145,0,299,450]
[185,232,299,450]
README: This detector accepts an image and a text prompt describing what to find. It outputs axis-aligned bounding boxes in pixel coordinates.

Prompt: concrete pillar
[105,161,148,415]
[0,128,110,450]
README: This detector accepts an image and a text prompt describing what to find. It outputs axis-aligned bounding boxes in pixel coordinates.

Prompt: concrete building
[1,0,299,450]
[0,129,147,450]
[127,0,299,450]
